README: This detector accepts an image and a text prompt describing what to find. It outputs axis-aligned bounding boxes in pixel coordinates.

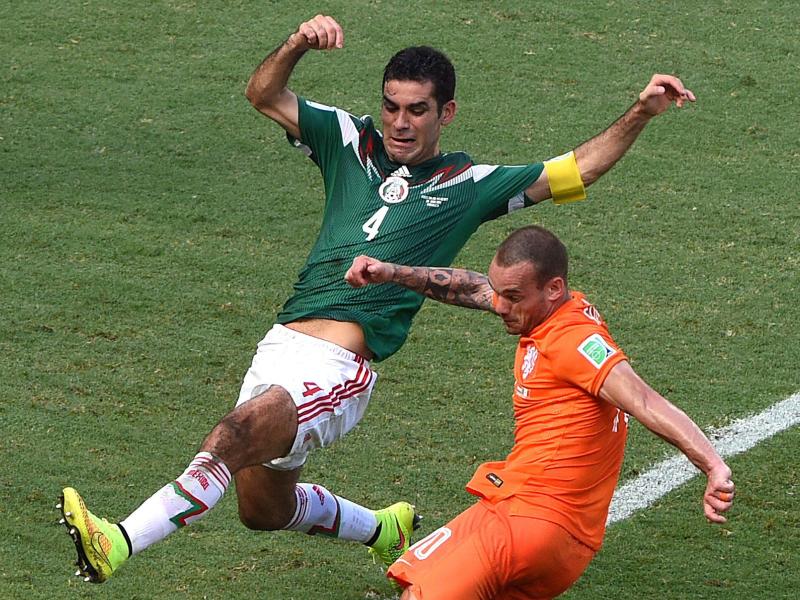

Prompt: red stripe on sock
[193,455,231,488]
[286,486,309,530]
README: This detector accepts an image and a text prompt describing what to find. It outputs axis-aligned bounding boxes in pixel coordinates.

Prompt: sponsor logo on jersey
[514,383,529,398]
[390,165,412,178]
[486,473,504,488]
[578,333,616,368]
[521,344,538,378]
[379,176,409,204]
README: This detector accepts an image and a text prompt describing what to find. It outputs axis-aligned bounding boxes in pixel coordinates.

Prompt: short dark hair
[383,46,456,113]
[495,226,569,288]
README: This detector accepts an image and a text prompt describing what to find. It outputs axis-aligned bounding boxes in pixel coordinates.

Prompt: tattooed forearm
[389,265,495,312]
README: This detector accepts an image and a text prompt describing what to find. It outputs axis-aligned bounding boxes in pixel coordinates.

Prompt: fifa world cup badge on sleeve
[577,334,616,369]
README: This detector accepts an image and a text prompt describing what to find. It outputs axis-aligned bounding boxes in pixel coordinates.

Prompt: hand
[345,255,394,288]
[703,463,734,524]
[292,14,344,51]
[638,74,696,117]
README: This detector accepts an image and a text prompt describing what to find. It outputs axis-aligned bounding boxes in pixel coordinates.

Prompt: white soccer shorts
[236,324,378,470]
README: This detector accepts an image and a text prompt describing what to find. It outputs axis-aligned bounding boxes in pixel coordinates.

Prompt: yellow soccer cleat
[368,501,421,569]
[58,487,129,583]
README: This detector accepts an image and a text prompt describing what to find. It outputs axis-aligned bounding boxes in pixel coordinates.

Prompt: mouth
[390,137,416,150]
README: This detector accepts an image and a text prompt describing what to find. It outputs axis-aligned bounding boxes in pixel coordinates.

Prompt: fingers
[671,85,695,108]
[298,14,344,50]
[344,271,362,287]
[705,505,727,524]
[649,73,685,93]
[344,256,367,287]
[345,255,383,287]
[645,74,696,103]
[706,491,734,513]
[704,476,734,524]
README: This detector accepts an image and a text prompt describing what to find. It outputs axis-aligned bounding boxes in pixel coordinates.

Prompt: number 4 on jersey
[362,206,389,241]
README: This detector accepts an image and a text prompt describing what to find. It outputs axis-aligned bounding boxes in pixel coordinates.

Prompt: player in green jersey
[59,13,696,588]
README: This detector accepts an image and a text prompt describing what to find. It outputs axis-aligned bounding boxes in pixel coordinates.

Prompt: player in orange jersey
[345,225,735,600]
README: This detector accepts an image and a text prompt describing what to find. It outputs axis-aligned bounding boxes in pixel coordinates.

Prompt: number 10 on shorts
[410,526,452,560]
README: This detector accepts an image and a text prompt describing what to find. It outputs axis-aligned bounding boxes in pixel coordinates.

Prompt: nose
[494,296,511,316]
[394,110,410,130]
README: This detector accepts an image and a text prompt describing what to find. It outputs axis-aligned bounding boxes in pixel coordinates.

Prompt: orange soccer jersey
[467,291,628,550]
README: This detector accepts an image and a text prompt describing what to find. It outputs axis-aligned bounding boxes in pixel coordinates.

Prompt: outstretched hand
[638,74,696,116]
[292,14,344,51]
[703,463,735,524]
[345,255,394,288]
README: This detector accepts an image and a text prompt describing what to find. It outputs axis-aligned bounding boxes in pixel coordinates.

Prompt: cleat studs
[59,518,66,525]
[65,511,72,517]
[56,502,63,509]
[75,570,82,576]
[84,576,91,583]
[69,527,76,535]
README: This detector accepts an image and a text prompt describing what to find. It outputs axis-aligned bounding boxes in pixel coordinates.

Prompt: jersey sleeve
[549,325,627,396]
[286,96,361,176]
[472,163,545,223]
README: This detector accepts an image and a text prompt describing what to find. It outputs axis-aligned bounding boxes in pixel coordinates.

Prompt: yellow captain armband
[543,151,586,205]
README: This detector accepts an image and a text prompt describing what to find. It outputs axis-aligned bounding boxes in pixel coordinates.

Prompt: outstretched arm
[345,255,496,312]
[245,14,345,139]
[525,74,696,203]
[599,361,734,523]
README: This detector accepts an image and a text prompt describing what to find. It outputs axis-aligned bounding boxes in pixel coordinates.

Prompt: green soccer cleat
[368,501,421,569]
[57,487,129,583]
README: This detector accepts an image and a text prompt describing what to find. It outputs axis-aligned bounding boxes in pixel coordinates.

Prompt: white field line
[607,391,800,525]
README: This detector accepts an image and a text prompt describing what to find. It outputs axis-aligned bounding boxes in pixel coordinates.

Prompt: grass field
[2,1,798,598]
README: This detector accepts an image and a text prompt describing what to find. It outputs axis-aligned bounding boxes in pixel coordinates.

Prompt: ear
[440,100,457,126]
[546,276,565,301]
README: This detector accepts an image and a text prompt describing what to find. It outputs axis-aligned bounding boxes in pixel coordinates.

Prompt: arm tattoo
[390,265,495,312]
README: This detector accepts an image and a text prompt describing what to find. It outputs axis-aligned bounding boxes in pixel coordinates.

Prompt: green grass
[2,1,798,598]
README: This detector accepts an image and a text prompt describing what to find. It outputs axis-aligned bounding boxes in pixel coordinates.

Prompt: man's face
[381,79,456,166]
[488,259,561,336]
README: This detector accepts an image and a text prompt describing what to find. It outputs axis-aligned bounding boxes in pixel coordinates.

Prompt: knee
[237,502,292,531]
[202,391,297,471]
[237,508,277,531]
[235,483,296,531]
[203,409,250,456]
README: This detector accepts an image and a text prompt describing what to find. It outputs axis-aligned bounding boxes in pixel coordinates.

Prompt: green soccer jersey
[275,97,544,360]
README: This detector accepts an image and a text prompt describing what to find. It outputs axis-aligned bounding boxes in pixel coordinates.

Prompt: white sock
[120,452,231,555]
[284,483,377,542]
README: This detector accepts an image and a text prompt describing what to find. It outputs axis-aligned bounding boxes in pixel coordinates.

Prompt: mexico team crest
[378,176,409,204]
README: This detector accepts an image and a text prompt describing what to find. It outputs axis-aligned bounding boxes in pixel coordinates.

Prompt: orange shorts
[387,498,595,600]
